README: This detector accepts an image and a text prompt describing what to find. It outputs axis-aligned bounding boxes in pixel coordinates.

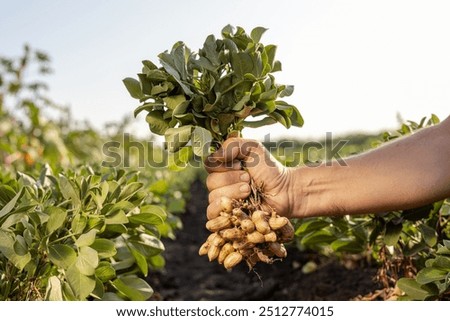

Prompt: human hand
[204,138,295,220]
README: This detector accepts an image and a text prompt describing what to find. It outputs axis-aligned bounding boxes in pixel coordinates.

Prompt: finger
[204,158,242,173]
[208,182,251,204]
[206,170,250,191]
[209,138,261,163]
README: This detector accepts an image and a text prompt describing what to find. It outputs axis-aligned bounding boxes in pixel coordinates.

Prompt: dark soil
[148,180,382,301]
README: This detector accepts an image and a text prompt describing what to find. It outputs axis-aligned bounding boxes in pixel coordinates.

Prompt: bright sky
[1,0,449,140]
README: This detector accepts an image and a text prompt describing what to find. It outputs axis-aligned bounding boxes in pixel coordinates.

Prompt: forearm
[291,117,450,218]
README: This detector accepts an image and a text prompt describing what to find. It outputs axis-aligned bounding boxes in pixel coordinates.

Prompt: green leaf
[191,126,213,157]
[420,224,437,247]
[0,230,31,270]
[149,254,166,270]
[2,213,27,229]
[433,256,450,269]
[416,267,448,284]
[159,49,193,95]
[289,106,304,127]
[59,174,81,211]
[46,206,68,234]
[17,172,36,186]
[48,244,77,269]
[134,102,163,118]
[165,125,193,153]
[383,221,403,246]
[75,246,99,276]
[91,277,105,300]
[233,92,251,111]
[13,235,28,256]
[123,77,144,99]
[0,188,24,219]
[75,229,97,248]
[95,261,116,282]
[130,237,165,258]
[148,180,169,194]
[119,182,143,201]
[231,52,254,78]
[250,26,268,43]
[430,113,440,125]
[91,239,117,259]
[295,220,330,236]
[109,200,136,214]
[279,85,294,98]
[163,95,186,110]
[104,224,127,235]
[141,204,167,220]
[272,60,282,72]
[45,276,63,301]
[330,238,365,253]
[66,263,96,300]
[201,34,220,66]
[71,214,87,235]
[397,278,436,300]
[145,110,170,135]
[111,276,153,301]
[436,243,450,255]
[241,117,277,128]
[129,245,149,276]
[105,210,129,225]
[129,213,164,226]
[301,229,335,246]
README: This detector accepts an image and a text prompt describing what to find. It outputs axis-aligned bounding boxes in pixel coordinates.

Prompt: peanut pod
[211,234,225,247]
[269,216,289,230]
[268,242,287,258]
[198,241,210,256]
[264,231,277,243]
[246,231,265,244]
[206,216,232,232]
[278,220,295,242]
[232,208,249,220]
[220,228,245,241]
[223,251,243,269]
[207,244,220,262]
[220,196,233,213]
[240,219,255,233]
[251,210,271,234]
[218,243,235,264]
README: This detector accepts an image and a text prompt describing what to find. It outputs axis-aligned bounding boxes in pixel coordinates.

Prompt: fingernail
[240,172,250,182]
[239,184,250,193]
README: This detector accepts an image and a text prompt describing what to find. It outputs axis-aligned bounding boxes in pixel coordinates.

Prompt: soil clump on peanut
[147,180,381,300]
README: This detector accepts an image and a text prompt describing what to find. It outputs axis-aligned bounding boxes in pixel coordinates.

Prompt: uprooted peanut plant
[125,25,302,269]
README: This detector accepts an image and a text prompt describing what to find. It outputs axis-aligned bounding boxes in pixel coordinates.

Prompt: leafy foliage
[0,45,105,171]
[0,166,167,300]
[0,45,195,300]
[125,25,303,161]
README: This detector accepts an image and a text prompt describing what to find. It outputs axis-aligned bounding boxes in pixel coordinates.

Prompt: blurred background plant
[0,45,197,300]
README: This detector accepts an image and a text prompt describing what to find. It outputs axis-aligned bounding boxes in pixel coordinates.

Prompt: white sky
[1,0,449,140]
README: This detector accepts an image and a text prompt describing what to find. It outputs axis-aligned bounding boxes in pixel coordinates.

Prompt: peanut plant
[125,25,303,269]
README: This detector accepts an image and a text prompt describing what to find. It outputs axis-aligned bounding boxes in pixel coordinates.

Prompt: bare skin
[205,116,450,219]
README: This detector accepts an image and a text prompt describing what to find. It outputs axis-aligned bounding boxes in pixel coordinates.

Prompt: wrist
[287,164,343,218]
